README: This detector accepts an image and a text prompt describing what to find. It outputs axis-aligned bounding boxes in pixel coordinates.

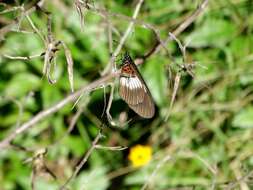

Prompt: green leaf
[64,135,86,156]
[230,36,253,60]
[4,73,41,98]
[186,18,237,48]
[142,56,167,106]
[74,166,109,190]
[232,106,253,128]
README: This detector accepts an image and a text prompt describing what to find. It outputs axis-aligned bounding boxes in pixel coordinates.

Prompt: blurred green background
[0,0,253,189]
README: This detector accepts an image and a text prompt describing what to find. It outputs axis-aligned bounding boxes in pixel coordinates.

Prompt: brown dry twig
[23,148,57,190]
[59,129,103,190]
[143,0,209,60]
[0,71,120,149]
[0,0,43,40]
[0,0,209,149]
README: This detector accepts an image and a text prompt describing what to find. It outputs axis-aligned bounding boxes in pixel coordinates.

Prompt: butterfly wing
[119,76,145,105]
[119,76,155,118]
[119,52,155,118]
[128,90,155,118]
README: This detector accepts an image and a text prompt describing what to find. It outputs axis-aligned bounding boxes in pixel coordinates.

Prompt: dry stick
[94,145,128,151]
[59,129,103,190]
[0,0,209,147]
[164,33,188,121]
[106,83,115,125]
[225,170,253,190]
[89,5,169,58]
[88,2,173,65]
[0,5,23,14]
[106,14,113,55]
[144,0,209,60]
[102,0,144,126]
[25,14,45,42]
[180,150,217,175]
[3,53,43,60]
[62,41,74,93]
[74,0,85,32]
[163,0,209,121]
[101,0,144,75]
[0,72,120,149]
[0,0,43,40]
[49,107,84,148]
[107,166,136,180]
[165,73,181,121]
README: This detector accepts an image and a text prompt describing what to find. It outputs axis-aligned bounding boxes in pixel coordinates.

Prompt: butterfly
[119,52,155,118]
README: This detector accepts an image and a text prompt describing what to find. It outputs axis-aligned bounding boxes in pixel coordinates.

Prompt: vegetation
[0,0,253,189]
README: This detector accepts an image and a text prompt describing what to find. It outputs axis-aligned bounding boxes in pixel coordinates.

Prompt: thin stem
[101,0,144,75]
[0,72,120,149]
[59,129,103,190]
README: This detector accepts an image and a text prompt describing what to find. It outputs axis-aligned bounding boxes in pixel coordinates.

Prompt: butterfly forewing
[119,77,145,105]
[119,53,155,118]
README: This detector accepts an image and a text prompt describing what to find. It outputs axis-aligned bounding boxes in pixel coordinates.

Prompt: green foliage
[0,0,253,190]
[232,106,253,128]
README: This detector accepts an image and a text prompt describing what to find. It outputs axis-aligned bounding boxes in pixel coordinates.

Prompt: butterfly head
[120,52,136,76]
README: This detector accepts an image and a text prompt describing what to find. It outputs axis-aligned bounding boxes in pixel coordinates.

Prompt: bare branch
[165,73,181,121]
[95,145,128,151]
[62,41,74,93]
[106,83,115,125]
[144,0,209,60]
[49,107,84,148]
[0,0,43,40]
[0,71,120,149]
[101,0,144,75]
[3,53,43,60]
[25,14,45,42]
[74,0,89,31]
[59,129,103,190]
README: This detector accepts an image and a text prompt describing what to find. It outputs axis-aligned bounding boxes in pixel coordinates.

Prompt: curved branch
[143,0,209,60]
[0,72,120,149]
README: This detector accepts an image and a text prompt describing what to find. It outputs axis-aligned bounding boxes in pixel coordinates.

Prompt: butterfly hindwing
[128,91,155,118]
[119,53,155,118]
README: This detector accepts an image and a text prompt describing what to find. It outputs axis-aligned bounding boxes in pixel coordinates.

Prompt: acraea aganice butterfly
[119,52,155,118]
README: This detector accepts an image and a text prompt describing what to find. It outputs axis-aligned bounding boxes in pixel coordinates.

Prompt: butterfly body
[119,53,155,118]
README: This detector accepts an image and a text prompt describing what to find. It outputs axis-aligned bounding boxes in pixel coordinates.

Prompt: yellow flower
[128,145,152,167]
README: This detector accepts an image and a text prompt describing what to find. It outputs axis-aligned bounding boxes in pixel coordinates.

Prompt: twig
[165,73,181,121]
[95,145,128,151]
[178,150,217,175]
[49,107,84,148]
[107,166,136,180]
[0,6,23,14]
[0,0,43,40]
[3,53,43,60]
[106,83,115,125]
[143,0,209,60]
[74,0,89,31]
[0,71,120,149]
[164,33,192,121]
[225,170,253,190]
[59,129,103,190]
[101,0,144,75]
[25,14,45,42]
[25,148,57,190]
[61,41,74,92]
